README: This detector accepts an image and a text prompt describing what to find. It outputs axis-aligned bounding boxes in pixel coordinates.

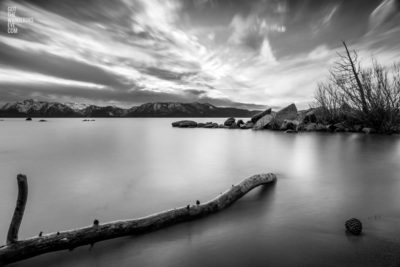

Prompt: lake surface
[1,118,400,267]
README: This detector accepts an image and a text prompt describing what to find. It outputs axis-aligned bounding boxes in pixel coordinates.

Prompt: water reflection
[0,118,399,267]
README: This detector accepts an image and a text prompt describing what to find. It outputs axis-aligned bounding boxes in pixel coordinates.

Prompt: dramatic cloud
[0,0,399,109]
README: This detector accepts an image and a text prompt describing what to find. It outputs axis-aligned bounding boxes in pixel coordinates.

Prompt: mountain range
[0,99,261,118]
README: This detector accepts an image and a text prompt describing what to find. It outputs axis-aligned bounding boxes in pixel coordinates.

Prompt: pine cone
[345,218,362,235]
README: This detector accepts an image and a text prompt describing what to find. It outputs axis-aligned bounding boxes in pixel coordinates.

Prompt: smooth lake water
[1,118,400,267]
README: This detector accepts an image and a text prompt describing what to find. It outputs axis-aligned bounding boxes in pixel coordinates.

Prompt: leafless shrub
[315,42,400,132]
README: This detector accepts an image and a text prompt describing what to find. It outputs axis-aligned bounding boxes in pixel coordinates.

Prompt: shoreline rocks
[254,114,274,130]
[271,103,297,130]
[251,108,272,123]
[171,120,197,128]
[171,103,398,134]
[224,117,235,127]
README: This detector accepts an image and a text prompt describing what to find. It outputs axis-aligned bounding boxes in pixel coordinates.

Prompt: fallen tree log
[0,173,276,265]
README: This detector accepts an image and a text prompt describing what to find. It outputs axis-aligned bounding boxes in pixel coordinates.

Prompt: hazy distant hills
[0,99,261,118]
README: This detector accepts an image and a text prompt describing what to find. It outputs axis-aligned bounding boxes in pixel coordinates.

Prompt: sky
[0,0,400,109]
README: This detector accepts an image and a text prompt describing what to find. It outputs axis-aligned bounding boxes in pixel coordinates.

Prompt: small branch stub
[6,174,28,245]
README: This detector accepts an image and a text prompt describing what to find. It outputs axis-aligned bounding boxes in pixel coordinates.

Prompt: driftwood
[6,174,27,245]
[0,173,276,265]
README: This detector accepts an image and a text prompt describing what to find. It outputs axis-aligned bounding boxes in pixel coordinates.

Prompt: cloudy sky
[1,0,400,109]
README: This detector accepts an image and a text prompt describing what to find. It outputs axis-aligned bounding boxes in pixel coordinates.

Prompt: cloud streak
[0,0,399,109]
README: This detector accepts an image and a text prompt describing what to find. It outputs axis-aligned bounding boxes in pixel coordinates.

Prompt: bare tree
[315,42,400,132]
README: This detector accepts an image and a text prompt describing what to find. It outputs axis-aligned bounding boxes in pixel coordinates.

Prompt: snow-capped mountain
[0,99,260,118]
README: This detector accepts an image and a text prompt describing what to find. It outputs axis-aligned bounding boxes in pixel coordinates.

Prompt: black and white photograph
[1,0,400,266]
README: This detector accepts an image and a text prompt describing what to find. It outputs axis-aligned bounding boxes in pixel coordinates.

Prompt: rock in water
[204,122,214,128]
[302,109,317,123]
[253,114,274,130]
[345,218,362,235]
[271,103,297,129]
[224,117,236,126]
[251,108,272,123]
[26,117,32,121]
[241,121,254,129]
[229,122,239,129]
[171,120,197,128]
[334,122,349,132]
[280,119,298,131]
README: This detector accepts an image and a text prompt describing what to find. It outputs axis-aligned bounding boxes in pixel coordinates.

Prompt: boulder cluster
[171,118,253,129]
[172,103,380,134]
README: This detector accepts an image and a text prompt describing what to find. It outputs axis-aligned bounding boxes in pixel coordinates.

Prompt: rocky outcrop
[224,117,235,126]
[171,104,397,134]
[171,120,197,128]
[270,104,297,129]
[229,122,239,129]
[240,121,254,129]
[333,122,349,132]
[280,120,299,131]
[254,114,274,130]
[304,123,317,131]
[204,122,218,128]
[302,109,317,123]
[251,108,272,123]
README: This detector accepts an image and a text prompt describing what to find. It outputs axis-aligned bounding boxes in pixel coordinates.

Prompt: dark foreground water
[1,118,400,267]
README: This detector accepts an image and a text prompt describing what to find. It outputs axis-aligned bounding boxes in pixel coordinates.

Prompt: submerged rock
[171,120,197,128]
[345,218,362,235]
[224,117,236,126]
[38,119,47,122]
[251,108,272,123]
[26,117,32,121]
